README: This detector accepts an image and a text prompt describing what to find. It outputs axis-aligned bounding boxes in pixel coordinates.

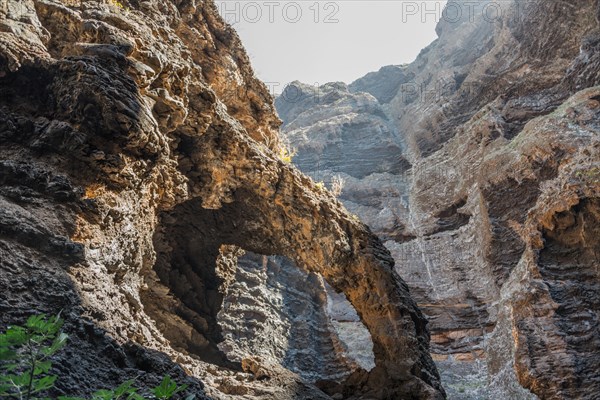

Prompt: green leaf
[7,372,31,387]
[47,315,64,336]
[25,314,63,337]
[0,374,16,384]
[0,348,18,362]
[113,379,137,397]
[3,327,28,347]
[26,314,47,331]
[91,389,116,400]
[0,314,68,398]
[43,333,68,357]
[31,375,57,394]
[91,380,141,400]
[0,383,14,394]
[3,362,19,372]
[152,376,187,399]
[33,360,53,376]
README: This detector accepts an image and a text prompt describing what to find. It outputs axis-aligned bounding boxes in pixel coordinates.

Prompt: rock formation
[0,0,445,399]
[217,252,374,382]
[277,1,600,399]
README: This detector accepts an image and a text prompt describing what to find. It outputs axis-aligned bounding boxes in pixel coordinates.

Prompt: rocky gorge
[0,0,598,399]
[276,1,600,399]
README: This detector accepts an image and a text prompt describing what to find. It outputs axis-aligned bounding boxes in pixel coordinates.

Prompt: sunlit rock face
[0,0,445,399]
[277,0,600,398]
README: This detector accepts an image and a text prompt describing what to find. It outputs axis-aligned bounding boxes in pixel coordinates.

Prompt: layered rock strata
[277,1,600,398]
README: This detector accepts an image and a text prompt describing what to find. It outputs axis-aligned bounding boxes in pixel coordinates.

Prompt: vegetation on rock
[0,316,190,400]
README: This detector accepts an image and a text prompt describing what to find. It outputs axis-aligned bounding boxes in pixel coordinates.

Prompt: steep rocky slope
[277,1,600,399]
[0,0,444,399]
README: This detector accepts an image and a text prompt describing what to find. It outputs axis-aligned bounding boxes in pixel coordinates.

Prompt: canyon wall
[276,1,600,399]
[0,0,444,399]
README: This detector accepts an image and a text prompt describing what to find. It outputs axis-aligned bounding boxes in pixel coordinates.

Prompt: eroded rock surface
[0,0,443,399]
[277,1,600,398]
[217,252,371,383]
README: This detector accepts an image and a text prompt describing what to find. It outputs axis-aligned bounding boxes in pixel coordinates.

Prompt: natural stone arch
[167,117,445,399]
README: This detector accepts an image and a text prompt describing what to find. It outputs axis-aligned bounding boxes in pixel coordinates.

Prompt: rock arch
[160,117,445,399]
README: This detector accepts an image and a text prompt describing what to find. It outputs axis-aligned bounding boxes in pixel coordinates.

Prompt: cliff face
[276,82,413,247]
[277,1,600,399]
[0,1,444,399]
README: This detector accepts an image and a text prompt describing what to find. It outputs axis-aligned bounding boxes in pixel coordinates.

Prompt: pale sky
[216,1,447,91]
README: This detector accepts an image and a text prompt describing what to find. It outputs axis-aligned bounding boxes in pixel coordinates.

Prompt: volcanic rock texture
[0,0,445,399]
[276,1,600,399]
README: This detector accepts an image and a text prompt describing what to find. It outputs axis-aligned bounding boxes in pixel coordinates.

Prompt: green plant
[59,377,191,400]
[107,0,130,13]
[90,380,143,400]
[278,146,295,163]
[1,315,192,400]
[108,0,125,9]
[276,137,296,164]
[0,314,68,399]
[151,376,188,400]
